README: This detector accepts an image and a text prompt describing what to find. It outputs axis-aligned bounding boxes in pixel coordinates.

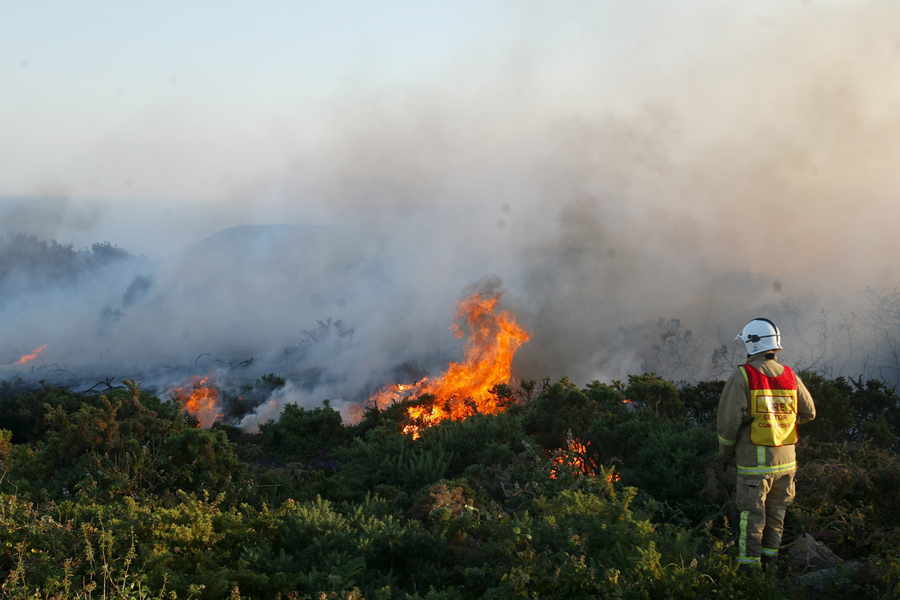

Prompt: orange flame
[171,376,223,428]
[370,292,530,438]
[550,437,599,479]
[15,344,48,365]
[548,437,620,482]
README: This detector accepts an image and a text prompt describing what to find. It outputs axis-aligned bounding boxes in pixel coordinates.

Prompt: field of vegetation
[0,372,898,599]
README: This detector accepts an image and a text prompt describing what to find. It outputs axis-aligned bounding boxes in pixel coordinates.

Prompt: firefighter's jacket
[717,355,816,477]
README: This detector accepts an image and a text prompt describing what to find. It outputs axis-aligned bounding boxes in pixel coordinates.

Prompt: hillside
[0,373,897,599]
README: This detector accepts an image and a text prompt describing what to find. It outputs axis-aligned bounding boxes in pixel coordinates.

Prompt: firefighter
[717,317,816,570]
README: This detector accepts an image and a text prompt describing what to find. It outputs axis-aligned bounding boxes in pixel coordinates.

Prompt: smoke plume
[4,2,900,423]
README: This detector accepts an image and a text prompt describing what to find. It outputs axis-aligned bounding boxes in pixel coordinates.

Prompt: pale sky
[1,0,881,255]
[3,1,545,197]
[1,1,798,199]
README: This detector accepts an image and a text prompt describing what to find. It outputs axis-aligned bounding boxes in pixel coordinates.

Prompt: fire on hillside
[548,436,621,483]
[170,376,223,428]
[15,344,48,365]
[160,291,529,434]
[370,292,530,438]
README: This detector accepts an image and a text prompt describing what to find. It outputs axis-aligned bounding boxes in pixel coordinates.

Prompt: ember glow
[15,344,48,365]
[549,437,620,483]
[171,376,223,428]
[550,437,599,480]
[370,292,530,438]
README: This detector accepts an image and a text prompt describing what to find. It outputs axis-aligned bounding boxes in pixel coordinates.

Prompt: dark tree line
[0,234,133,297]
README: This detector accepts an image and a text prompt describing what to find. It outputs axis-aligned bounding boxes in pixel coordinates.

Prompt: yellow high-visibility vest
[740,363,799,447]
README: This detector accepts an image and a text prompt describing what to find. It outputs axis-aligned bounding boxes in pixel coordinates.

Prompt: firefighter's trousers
[735,470,796,567]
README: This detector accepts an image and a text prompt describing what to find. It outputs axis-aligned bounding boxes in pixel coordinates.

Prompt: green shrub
[259,401,348,462]
[523,378,618,448]
[679,380,725,425]
[0,372,896,599]
[625,373,684,419]
[800,374,900,448]
[0,429,10,471]
[793,442,900,557]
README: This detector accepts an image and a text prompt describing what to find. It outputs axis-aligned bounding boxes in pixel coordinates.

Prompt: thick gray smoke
[4,2,900,426]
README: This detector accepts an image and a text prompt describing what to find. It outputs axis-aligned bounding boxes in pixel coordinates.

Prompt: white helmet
[737,317,782,357]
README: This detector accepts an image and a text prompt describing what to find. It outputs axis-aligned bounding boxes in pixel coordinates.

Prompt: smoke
[239,380,359,433]
[0,195,103,242]
[4,1,900,407]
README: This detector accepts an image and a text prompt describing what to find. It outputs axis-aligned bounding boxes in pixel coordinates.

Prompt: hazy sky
[5,0,900,391]
[3,1,815,208]
[4,0,898,274]
[3,1,519,198]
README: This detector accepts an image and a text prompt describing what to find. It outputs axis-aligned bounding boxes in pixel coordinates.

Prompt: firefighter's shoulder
[719,366,749,398]
[727,364,748,383]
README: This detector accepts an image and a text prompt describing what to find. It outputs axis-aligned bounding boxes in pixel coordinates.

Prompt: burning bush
[170,375,223,429]
[371,292,529,438]
[549,435,601,481]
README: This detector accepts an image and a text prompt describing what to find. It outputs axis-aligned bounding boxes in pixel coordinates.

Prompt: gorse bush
[260,401,348,462]
[800,373,900,450]
[624,373,684,419]
[0,373,897,599]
